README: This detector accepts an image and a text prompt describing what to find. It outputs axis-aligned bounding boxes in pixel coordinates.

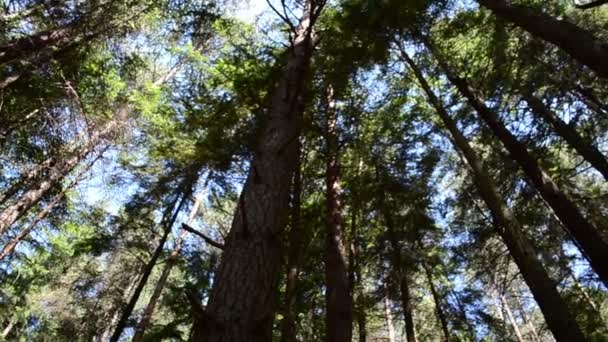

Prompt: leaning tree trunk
[0,52,192,237]
[190,3,321,341]
[477,0,608,78]
[323,85,353,342]
[422,263,450,342]
[109,187,191,342]
[132,183,207,342]
[523,93,608,181]
[0,150,101,261]
[280,143,304,342]
[422,39,608,287]
[0,108,126,237]
[381,202,417,342]
[400,49,587,342]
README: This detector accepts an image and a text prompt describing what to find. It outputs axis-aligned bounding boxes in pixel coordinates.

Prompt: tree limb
[181,223,224,250]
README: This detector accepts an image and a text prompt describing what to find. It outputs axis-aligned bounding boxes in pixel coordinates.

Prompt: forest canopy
[0,0,607,341]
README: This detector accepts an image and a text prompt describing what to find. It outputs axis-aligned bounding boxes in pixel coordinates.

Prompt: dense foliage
[0,0,607,341]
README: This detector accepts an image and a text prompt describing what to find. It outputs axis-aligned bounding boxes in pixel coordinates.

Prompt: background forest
[0,0,607,341]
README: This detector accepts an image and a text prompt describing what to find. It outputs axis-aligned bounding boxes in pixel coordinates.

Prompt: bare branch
[266,0,297,33]
[181,223,224,250]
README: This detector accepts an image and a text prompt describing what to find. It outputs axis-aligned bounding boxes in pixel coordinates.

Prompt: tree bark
[110,188,190,342]
[191,3,321,341]
[477,0,608,78]
[325,86,353,342]
[422,263,450,342]
[132,185,207,342]
[280,143,303,342]
[523,93,608,181]
[425,41,608,288]
[323,85,353,342]
[400,49,588,342]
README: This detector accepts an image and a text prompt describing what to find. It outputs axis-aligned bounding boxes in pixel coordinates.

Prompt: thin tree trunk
[356,293,367,342]
[0,150,100,261]
[191,3,322,341]
[513,289,542,342]
[1,317,16,339]
[399,49,587,342]
[422,263,450,342]
[384,294,396,342]
[570,270,599,312]
[352,176,367,342]
[500,291,526,342]
[132,184,207,342]
[0,112,124,236]
[379,190,417,342]
[477,0,608,78]
[280,142,303,342]
[109,188,190,342]
[0,52,191,236]
[523,93,608,181]
[424,40,608,288]
[323,85,353,342]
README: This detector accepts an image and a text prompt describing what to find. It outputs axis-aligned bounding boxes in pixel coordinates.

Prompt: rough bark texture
[478,0,608,78]
[191,4,319,341]
[132,187,207,342]
[323,85,353,342]
[401,50,587,342]
[280,144,303,342]
[523,93,608,181]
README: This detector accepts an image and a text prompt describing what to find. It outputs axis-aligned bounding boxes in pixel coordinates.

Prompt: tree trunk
[132,185,207,342]
[280,143,303,342]
[323,85,353,342]
[191,4,321,341]
[0,25,76,66]
[399,49,587,342]
[523,93,608,181]
[0,110,124,237]
[513,288,542,342]
[384,294,396,342]
[495,285,525,342]
[477,0,608,78]
[426,41,608,288]
[1,317,16,339]
[0,152,99,261]
[352,179,367,342]
[422,263,450,342]
[356,295,367,342]
[379,191,417,342]
[0,53,190,237]
[109,189,190,342]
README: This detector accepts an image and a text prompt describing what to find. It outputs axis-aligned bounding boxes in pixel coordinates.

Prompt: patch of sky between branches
[233,0,268,24]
